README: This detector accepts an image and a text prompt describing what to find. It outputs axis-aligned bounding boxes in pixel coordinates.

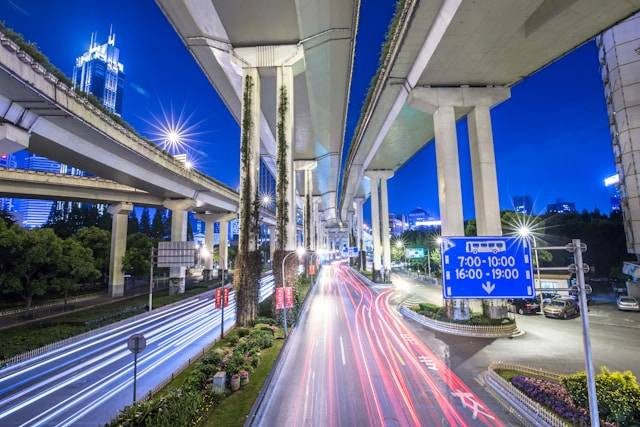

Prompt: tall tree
[127,210,139,235]
[52,238,99,305]
[73,226,111,284]
[139,208,151,236]
[123,233,153,277]
[150,208,164,240]
[0,227,63,309]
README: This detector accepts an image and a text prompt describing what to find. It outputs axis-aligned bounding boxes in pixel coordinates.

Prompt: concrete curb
[245,270,320,427]
[399,306,522,338]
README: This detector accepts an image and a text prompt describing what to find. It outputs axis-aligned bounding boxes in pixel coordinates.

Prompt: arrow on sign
[482,281,495,294]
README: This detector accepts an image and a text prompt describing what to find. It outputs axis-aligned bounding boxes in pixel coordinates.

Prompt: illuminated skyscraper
[73,27,125,116]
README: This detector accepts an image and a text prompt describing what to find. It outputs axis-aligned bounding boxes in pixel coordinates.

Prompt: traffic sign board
[275,287,294,309]
[127,334,147,354]
[215,287,230,308]
[440,236,534,299]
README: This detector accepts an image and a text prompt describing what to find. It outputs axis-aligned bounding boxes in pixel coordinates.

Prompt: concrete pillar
[366,172,383,278]
[196,213,235,280]
[354,197,365,268]
[433,106,465,236]
[468,105,502,235]
[204,219,214,275]
[380,172,393,278]
[164,199,194,294]
[0,123,30,154]
[238,67,261,253]
[276,66,297,251]
[219,216,234,275]
[268,225,276,264]
[108,202,133,298]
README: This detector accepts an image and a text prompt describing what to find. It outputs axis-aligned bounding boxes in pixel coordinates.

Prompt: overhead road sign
[405,248,425,259]
[440,236,534,299]
[157,241,197,267]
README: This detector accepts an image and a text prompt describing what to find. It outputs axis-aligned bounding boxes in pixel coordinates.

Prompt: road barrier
[484,361,568,427]
[399,306,520,338]
[1,275,275,369]
[0,294,101,318]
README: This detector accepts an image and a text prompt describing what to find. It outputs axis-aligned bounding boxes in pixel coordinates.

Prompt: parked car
[568,285,593,305]
[617,296,640,311]
[537,292,558,305]
[543,297,579,319]
[508,298,540,315]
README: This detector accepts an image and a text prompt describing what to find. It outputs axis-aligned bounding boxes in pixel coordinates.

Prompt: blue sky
[0,0,617,220]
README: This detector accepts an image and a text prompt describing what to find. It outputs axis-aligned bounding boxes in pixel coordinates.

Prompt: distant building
[407,207,428,229]
[0,153,17,213]
[598,12,640,252]
[512,195,533,215]
[389,213,405,237]
[73,28,125,116]
[604,174,622,213]
[17,155,60,228]
[546,199,576,214]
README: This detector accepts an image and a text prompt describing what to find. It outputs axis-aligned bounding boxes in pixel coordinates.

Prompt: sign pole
[573,239,600,427]
[221,287,225,341]
[148,247,154,312]
[133,350,138,402]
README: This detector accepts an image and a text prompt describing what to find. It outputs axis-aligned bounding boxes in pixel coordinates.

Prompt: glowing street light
[395,240,404,249]
[517,226,531,238]
[260,193,273,208]
[436,236,443,245]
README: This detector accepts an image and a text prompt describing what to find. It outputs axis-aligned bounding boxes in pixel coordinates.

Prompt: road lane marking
[418,355,438,371]
[339,336,346,365]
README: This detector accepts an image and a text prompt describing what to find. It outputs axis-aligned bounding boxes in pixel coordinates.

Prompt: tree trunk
[235,250,261,327]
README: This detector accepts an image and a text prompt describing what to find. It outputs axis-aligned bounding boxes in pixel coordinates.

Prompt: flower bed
[511,375,593,425]
[107,323,279,426]
[413,303,514,326]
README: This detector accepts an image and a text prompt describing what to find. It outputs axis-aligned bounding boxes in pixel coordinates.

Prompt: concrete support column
[204,219,215,276]
[164,199,195,294]
[354,197,365,268]
[219,216,233,275]
[304,168,313,250]
[366,172,383,278]
[468,105,502,235]
[380,173,393,278]
[268,225,276,264]
[276,66,297,251]
[239,67,261,253]
[312,196,321,251]
[108,202,133,298]
[433,106,465,236]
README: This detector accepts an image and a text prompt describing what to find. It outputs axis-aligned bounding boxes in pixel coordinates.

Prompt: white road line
[339,336,346,365]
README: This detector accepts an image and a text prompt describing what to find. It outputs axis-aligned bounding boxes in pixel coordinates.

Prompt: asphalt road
[0,276,274,427]
[391,271,640,386]
[255,262,512,426]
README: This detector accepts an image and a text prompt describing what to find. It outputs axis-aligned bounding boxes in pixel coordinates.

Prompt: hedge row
[107,325,277,427]
[412,303,514,326]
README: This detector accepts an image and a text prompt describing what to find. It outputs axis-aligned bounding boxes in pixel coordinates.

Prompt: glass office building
[73,28,125,116]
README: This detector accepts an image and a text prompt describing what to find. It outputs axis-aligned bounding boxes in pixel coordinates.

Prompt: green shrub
[251,316,277,326]
[562,368,640,425]
[227,335,239,346]
[236,327,250,337]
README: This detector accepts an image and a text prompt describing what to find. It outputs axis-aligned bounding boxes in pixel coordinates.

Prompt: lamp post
[518,226,543,313]
[395,240,405,269]
[281,247,305,337]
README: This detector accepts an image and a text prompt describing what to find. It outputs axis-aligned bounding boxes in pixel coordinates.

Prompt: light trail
[255,263,505,426]
[0,277,274,426]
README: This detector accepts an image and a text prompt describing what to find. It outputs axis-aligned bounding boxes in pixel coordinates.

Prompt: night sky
[0,0,616,220]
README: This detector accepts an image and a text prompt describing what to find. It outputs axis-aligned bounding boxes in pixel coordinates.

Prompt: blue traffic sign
[440,236,534,299]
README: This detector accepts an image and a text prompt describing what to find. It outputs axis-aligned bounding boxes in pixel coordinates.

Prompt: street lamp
[281,247,305,337]
[518,225,543,312]
[395,240,406,269]
[260,193,273,208]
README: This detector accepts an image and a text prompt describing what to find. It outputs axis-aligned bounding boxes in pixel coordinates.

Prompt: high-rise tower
[73,27,125,116]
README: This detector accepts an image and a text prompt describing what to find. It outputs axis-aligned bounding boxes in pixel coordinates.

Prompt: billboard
[405,247,425,259]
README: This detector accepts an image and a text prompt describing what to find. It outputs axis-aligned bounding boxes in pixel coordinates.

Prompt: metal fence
[0,294,102,318]
[485,361,568,427]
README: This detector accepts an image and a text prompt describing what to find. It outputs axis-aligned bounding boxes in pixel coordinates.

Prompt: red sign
[308,264,316,276]
[223,287,230,307]
[275,287,294,309]
[215,287,230,308]
[284,287,294,308]
[214,288,222,308]
[275,288,284,310]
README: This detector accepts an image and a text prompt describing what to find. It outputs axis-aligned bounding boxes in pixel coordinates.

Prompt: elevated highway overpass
[0,28,255,296]
[340,0,640,294]
[0,167,280,297]
[156,0,359,251]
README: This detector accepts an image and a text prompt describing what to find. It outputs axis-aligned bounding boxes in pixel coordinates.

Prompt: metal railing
[485,361,569,427]
[399,306,519,338]
[0,293,101,318]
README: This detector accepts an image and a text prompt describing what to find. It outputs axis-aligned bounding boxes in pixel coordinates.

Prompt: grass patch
[201,337,284,427]
[411,303,515,326]
[0,286,209,362]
